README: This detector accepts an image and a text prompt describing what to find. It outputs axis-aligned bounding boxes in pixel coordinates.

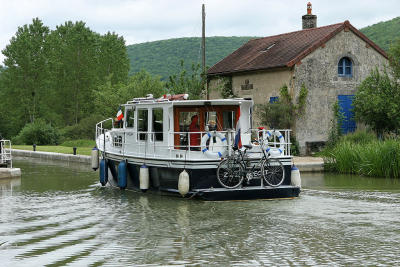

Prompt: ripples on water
[1,159,400,266]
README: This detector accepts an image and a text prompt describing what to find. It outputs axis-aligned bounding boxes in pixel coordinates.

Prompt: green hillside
[127,36,255,79]
[126,17,400,79]
[360,16,400,51]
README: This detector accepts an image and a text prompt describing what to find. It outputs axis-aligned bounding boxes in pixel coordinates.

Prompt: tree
[98,32,130,85]
[354,40,400,136]
[48,21,100,125]
[1,18,50,126]
[94,70,164,118]
[389,39,400,80]
[353,69,400,135]
[166,60,204,99]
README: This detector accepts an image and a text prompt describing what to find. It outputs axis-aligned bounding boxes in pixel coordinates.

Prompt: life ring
[201,132,227,158]
[263,130,285,157]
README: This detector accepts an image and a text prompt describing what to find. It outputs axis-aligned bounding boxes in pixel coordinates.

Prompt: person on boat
[189,115,200,151]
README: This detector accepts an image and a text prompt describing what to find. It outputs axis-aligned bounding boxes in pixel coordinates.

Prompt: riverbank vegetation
[322,131,400,178]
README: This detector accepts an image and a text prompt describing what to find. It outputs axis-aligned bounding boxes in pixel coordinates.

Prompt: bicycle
[216,139,285,189]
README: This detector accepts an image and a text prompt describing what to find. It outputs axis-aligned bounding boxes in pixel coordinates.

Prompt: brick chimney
[302,2,317,29]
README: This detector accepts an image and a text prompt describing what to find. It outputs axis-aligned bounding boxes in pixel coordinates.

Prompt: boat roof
[123,98,253,107]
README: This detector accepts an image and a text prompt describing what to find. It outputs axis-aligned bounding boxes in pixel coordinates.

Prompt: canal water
[1,158,400,266]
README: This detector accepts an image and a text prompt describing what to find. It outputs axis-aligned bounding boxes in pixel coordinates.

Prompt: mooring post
[73,147,77,155]
[33,144,36,152]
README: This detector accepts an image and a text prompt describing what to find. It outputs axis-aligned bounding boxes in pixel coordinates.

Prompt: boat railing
[95,118,114,140]
[112,128,292,160]
[0,139,12,168]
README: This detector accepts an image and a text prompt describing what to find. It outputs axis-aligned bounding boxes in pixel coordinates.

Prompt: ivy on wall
[257,83,308,129]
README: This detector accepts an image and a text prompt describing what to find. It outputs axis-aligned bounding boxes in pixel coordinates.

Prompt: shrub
[60,114,103,140]
[322,135,400,178]
[13,119,60,145]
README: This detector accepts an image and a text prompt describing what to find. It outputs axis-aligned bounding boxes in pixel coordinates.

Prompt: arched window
[338,57,352,77]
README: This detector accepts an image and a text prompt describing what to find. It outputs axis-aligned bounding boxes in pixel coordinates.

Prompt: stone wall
[293,29,388,154]
[209,68,293,125]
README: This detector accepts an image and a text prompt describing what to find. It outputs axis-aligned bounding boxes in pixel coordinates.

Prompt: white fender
[200,132,228,158]
[139,164,149,192]
[291,165,301,187]
[178,170,190,196]
[264,130,285,157]
[91,147,99,171]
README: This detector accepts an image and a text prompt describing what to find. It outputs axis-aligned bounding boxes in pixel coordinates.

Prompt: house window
[269,96,279,103]
[338,57,352,77]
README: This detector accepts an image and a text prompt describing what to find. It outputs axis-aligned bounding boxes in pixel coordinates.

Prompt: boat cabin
[96,97,255,161]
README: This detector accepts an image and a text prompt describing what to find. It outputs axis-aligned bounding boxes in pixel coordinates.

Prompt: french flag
[234,108,242,148]
[116,106,124,121]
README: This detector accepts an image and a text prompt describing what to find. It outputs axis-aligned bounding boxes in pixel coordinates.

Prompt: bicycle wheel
[262,158,285,187]
[217,158,244,189]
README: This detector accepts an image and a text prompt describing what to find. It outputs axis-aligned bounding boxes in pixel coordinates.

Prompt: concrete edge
[0,168,21,179]
[10,149,90,164]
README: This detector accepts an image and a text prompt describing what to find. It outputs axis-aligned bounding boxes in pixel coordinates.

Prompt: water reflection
[0,159,399,266]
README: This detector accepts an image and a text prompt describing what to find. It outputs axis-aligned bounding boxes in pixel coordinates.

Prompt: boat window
[126,108,135,128]
[138,109,148,141]
[205,111,218,131]
[178,111,199,149]
[153,108,163,141]
[222,110,236,130]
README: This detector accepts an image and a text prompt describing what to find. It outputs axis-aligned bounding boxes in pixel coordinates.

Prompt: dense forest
[127,36,255,79]
[360,16,400,51]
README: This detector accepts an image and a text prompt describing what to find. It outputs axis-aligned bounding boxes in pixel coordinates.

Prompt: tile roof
[207,21,388,76]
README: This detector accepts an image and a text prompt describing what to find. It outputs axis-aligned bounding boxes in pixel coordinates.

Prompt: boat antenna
[202,4,208,100]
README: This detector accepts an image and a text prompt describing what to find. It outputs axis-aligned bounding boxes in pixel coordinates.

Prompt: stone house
[207,3,388,155]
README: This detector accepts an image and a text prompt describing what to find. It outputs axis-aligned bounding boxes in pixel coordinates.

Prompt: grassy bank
[12,139,96,156]
[322,132,400,178]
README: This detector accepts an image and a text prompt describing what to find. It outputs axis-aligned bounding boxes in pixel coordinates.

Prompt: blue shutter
[338,95,356,134]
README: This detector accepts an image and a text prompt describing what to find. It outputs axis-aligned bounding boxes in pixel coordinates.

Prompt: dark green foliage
[127,37,255,79]
[327,101,345,147]
[0,18,130,140]
[98,32,130,85]
[354,69,400,136]
[389,39,400,80]
[13,119,60,145]
[60,114,104,140]
[360,16,400,52]
[1,18,50,126]
[258,84,308,129]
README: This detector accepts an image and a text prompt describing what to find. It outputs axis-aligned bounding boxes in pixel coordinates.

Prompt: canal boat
[94,94,300,200]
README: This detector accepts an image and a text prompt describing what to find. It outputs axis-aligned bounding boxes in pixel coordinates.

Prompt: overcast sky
[1,0,399,64]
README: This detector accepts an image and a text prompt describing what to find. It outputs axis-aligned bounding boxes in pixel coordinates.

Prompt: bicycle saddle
[244,144,252,149]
